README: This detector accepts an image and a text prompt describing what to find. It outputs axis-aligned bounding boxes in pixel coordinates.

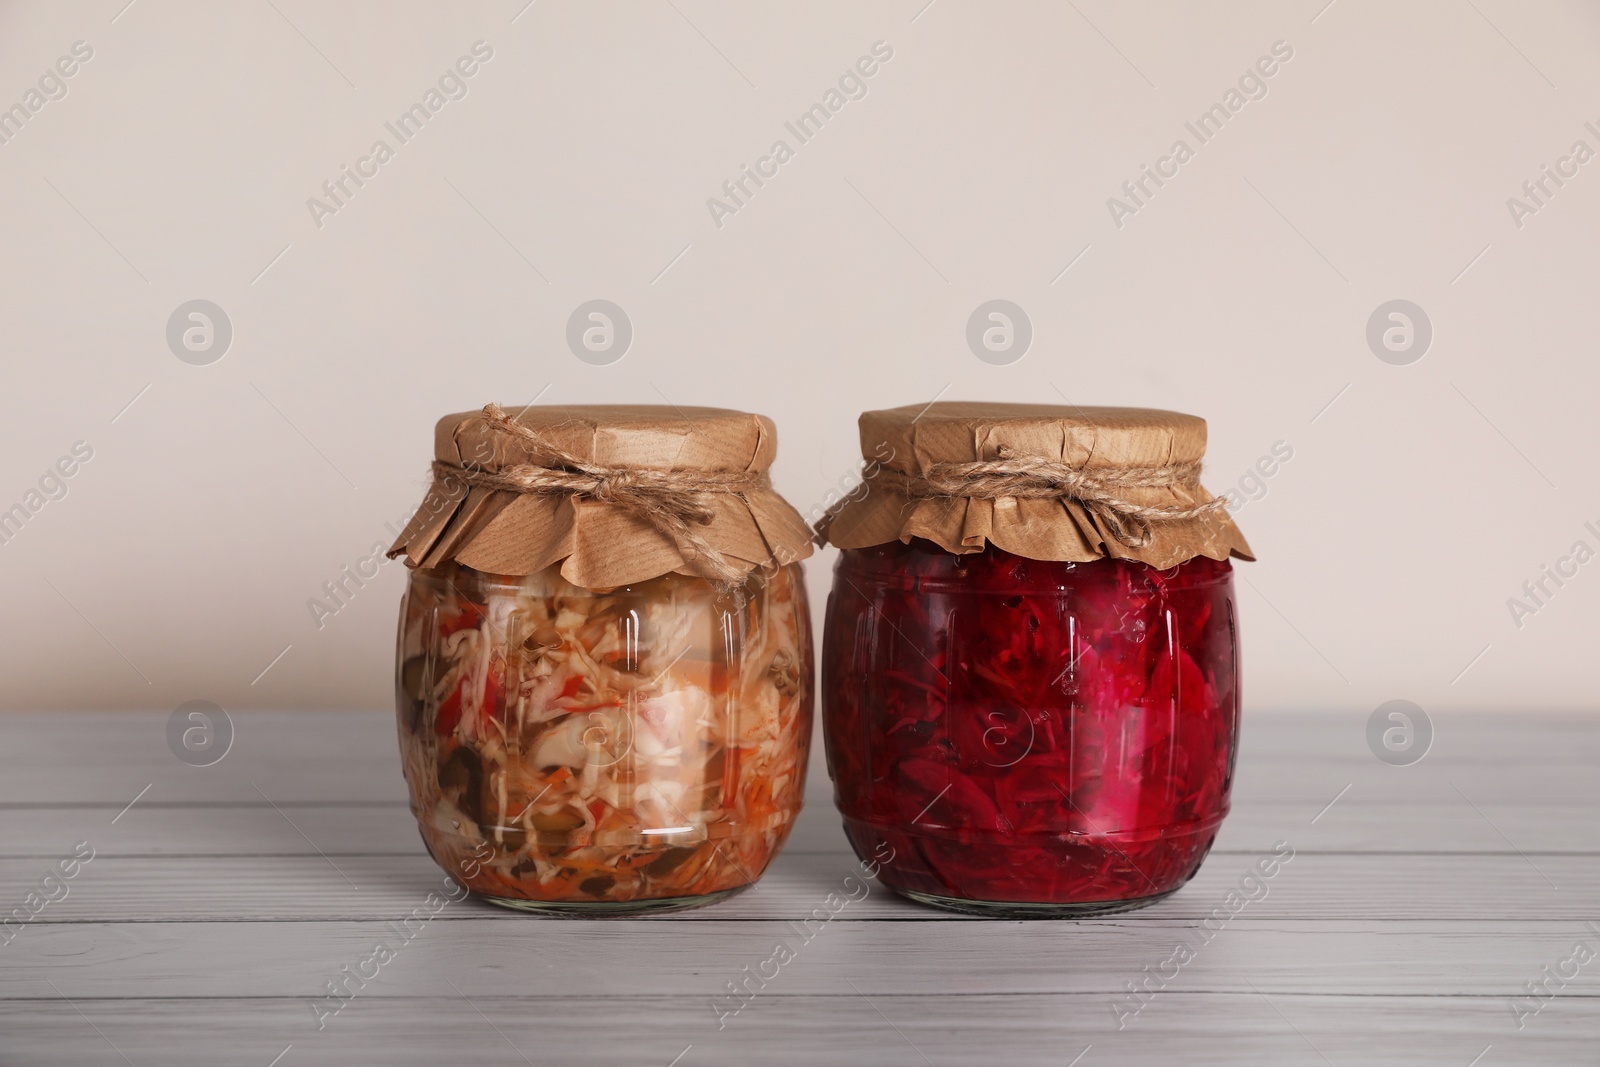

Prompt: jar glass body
[822,540,1238,916]
[396,561,812,914]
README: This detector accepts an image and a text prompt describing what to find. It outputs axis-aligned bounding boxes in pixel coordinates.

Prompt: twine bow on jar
[431,404,770,585]
[852,446,1227,550]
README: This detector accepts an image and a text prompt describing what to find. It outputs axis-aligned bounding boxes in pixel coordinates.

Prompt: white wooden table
[1,710,1595,1066]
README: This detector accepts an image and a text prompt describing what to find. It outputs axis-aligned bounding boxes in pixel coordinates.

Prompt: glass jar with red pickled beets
[819,402,1253,917]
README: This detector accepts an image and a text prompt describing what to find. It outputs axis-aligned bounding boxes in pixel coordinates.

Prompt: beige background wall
[1,0,1596,714]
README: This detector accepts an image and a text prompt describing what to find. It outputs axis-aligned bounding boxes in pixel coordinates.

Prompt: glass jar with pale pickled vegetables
[388,403,816,914]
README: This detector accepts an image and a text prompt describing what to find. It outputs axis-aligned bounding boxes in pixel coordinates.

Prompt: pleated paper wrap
[820,402,1253,569]
[387,405,814,588]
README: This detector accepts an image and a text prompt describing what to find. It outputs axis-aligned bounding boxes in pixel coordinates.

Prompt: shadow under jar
[388,403,816,915]
[819,402,1254,917]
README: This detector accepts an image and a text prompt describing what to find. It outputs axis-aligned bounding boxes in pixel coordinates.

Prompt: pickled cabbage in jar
[396,561,812,911]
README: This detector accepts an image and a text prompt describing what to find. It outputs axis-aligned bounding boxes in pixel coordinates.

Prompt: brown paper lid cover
[823,402,1253,568]
[388,405,814,588]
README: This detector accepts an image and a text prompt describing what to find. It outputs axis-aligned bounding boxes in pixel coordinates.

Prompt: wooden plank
[0,851,1592,924]
[0,994,1589,1067]
[0,711,410,805]
[4,799,1594,858]
[3,919,1594,999]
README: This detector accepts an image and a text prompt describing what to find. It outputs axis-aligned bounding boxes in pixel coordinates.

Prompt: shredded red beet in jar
[822,539,1239,914]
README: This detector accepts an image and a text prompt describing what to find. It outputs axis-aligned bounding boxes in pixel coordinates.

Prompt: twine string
[830,446,1225,549]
